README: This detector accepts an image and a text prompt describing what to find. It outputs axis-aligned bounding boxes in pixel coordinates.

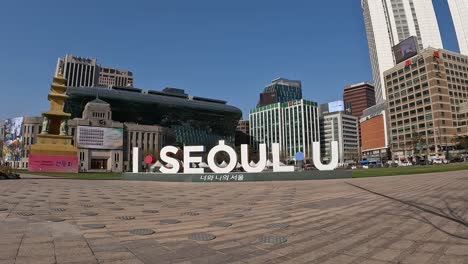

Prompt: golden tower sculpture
[29,67,78,173]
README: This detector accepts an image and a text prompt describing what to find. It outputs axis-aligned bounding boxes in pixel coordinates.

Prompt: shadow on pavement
[346,182,468,240]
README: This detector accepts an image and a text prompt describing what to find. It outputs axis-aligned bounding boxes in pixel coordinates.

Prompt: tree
[410,131,426,159]
[346,150,359,163]
[455,135,468,153]
[0,139,4,159]
[280,149,288,163]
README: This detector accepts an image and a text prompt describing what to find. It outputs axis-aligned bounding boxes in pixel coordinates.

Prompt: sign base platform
[123,170,352,182]
[29,154,78,173]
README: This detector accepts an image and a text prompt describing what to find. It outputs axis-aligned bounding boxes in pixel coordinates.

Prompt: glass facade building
[64,86,242,148]
[258,78,302,107]
[249,100,320,161]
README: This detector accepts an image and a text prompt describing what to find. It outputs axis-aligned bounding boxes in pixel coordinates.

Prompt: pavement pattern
[1,171,468,264]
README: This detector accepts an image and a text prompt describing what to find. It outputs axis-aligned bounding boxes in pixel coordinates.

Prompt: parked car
[449,157,463,163]
[415,160,429,166]
[399,162,413,167]
[432,158,448,164]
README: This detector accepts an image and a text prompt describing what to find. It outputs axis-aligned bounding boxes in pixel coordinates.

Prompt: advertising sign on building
[288,100,300,107]
[77,126,123,150]
[393,36,419,64]
[328,101,345,113]
[361,114,387,151]
[2,117,24,161]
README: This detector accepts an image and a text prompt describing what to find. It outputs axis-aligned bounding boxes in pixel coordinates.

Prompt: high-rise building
[98,66,134,87]
[56,55,99,88]
[384,48,468,160]
[343,82,376,117]
[344,82,376,154]
[56,54,134,88]
[250,78,320,161]
[250,99,320,162]
[320,105,360,164]
[257,78,302,107]
[448,0,468,56]
[361,0,443,103]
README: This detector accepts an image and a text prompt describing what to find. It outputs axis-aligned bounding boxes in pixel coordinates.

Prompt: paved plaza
[1,171,468,264]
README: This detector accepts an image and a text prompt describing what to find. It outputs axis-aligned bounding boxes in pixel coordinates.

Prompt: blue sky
[0,0,459,120]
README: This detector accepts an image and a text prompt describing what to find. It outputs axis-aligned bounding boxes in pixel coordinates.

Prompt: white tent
[266,160,273,167]
[249,161,257,167]
[236,162,242,169]
[219,161,228,168]
[199,162,209,168]
[150,161,162,172]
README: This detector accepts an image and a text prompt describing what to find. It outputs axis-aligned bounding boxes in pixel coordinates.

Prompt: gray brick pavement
[0,171,467,263]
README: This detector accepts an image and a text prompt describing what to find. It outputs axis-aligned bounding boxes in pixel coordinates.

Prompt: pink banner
[29,154,78,173]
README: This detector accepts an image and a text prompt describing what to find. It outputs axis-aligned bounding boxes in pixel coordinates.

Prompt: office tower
[320,105,360,164]
[343,82,376,118]
[250,78,319,161]
[257,78,302,107]
[448,0,468,55]
[384,48,468,160]
[98,66,134,87]
[362,0,443,103]
[56,54,134,88]
[56,55,99,87]
[344,82,376,153]
[249,99,320,162]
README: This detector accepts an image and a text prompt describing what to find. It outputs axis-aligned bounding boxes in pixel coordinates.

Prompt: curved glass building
[65,86,242,147]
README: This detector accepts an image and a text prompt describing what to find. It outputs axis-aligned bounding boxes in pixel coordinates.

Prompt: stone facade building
[56,54,134,88]
[384,48,468,159]
[3,98,175,172]
[69,98,175,172]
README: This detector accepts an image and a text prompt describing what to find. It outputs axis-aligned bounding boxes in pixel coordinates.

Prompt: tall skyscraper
[361,0,443,103]
[250,99,320,161]
[250,78,320,161]
[448,0,468,55]
[56,54,134,88]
